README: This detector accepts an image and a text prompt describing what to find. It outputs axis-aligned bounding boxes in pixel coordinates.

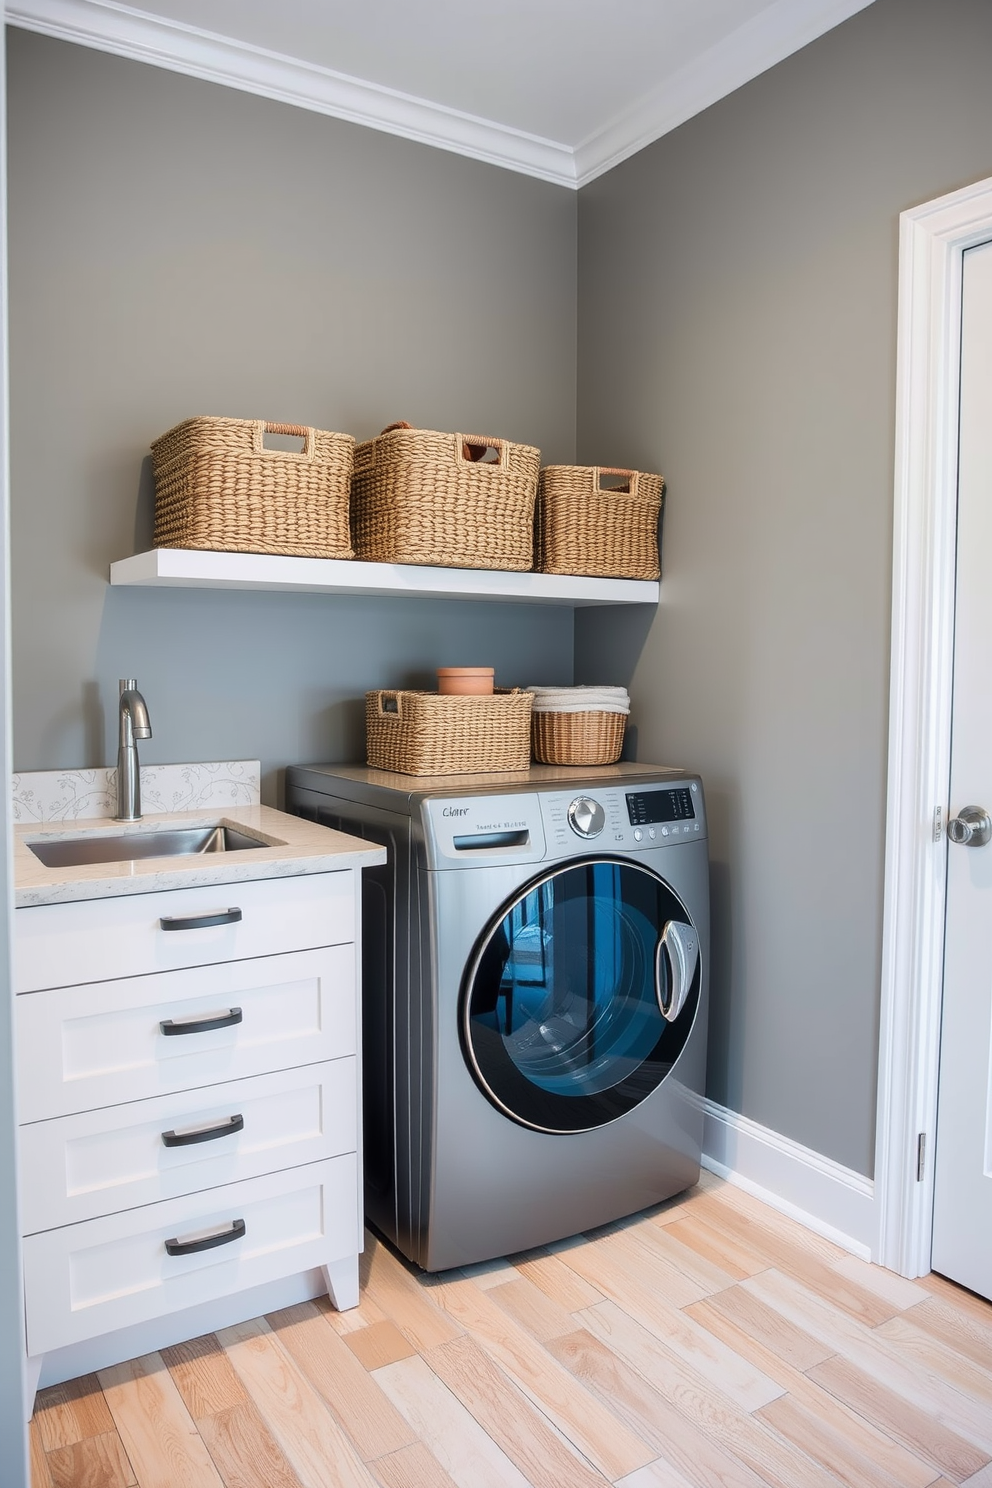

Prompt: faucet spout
[115,678,152,821]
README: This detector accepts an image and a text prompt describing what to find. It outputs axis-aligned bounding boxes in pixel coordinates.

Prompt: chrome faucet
[115,678,152,821]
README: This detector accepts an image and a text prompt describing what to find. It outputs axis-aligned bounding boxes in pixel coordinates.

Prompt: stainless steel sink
[27,825,271,869]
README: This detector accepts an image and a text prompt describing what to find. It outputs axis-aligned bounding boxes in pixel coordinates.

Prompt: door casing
[875,173,992,1276]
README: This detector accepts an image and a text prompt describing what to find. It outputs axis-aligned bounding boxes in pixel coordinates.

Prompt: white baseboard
[700,1098,875,1260]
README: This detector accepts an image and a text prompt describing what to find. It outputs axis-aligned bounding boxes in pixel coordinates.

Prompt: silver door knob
[947,806,992,847]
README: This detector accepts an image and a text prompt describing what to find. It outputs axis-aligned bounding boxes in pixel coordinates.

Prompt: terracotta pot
[437,667,495,696]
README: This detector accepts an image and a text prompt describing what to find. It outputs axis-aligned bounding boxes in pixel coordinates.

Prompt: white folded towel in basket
[526,686,630,715]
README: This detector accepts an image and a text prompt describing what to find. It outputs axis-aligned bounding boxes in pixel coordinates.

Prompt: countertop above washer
[288,759,691,806]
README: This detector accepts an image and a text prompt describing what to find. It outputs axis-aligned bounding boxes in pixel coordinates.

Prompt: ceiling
[9,0,874,187]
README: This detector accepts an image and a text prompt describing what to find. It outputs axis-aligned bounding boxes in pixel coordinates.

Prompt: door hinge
[916,1132,926,1182]
[933,806,943,842]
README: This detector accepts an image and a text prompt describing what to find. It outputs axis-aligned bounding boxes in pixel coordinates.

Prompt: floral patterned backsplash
[11,761,261,824]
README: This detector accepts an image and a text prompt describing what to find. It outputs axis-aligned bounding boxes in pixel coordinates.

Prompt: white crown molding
[574,0,875,186]
[9,0,874,191]
[6,0,577,187]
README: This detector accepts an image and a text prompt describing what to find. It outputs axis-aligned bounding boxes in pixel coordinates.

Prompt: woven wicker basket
[152,416,355,559]
[535,465,664,579]
[366,689,532,775]
[532,711,626,766]
[352,423,540,570]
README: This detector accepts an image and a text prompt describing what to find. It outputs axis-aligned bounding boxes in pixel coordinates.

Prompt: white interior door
[931,238,992,1299]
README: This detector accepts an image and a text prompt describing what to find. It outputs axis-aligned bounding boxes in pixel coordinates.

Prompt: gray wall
[575,0,992,1175]
[7,30,577,802]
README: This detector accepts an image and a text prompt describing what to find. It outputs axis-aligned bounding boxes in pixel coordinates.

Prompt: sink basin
[28,825,271,869]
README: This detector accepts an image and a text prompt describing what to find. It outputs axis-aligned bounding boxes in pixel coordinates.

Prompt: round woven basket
[532,710,626,766]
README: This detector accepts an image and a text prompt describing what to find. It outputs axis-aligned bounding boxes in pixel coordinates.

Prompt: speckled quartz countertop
[14,804,385,908]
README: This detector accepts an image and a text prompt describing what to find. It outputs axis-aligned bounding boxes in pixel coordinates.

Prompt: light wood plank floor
[30,1171,992,1488]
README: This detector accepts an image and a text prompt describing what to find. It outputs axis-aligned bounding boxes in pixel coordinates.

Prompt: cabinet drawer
[15,871,356,993]
[17,945,356,1123]
[19,1059,357,1233]
[23,1154,359,1356]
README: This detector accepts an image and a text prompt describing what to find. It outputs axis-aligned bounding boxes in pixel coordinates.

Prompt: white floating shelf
[109,549,660,607]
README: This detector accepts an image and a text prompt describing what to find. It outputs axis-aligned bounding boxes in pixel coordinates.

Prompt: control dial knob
[567,795,606,838]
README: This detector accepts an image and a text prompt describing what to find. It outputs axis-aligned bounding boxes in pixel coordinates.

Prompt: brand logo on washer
[442,807,470,817]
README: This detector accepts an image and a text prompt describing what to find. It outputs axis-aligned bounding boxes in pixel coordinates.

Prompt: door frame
[875,174,992,1277]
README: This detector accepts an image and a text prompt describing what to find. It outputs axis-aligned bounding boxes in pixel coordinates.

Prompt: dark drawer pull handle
[161,1114,245,1148]
[160,1007,242,1036]
[165,1218,246,1256]
[160,907,243,932]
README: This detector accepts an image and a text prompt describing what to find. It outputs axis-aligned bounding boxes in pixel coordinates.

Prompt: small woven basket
[535,465,664,579]
[366,689,533,775]
[532,711,627,766]
[352,423,540,570]
[152,416,355,559]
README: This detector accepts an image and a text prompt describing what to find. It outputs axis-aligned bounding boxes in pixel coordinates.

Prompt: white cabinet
[17,944,355,1120]
[19,1061,357,1232]
[15,871,356,989]
[15,868,364,1404]
[23,1156,358,1356]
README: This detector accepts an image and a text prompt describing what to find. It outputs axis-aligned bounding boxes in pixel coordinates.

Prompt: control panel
[541,780,705,856]
[423,780,705,865]
[627,785,695,825]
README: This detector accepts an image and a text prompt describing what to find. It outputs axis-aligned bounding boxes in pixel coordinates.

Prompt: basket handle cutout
[461,437,504,465]
[598,467,636,493]
[378,692,402,717]
[257,422,314,459]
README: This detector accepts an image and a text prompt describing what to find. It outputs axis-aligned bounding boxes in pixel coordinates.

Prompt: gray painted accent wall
[6,30,577,800]
[575,0,992,1175]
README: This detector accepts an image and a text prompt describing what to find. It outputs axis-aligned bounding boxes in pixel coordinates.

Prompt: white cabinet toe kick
[14,866,370,1413]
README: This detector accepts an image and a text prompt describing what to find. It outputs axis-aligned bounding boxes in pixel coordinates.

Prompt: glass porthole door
[461,859,700,1133]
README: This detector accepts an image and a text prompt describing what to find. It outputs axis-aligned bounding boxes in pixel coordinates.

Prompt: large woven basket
[366,689,533,775]
[152,416,355,559]
[535,465,664,579]
[352,423,540,570]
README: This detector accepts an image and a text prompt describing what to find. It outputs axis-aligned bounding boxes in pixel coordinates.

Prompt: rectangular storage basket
[152,416,355,559]
[535,465,664,579]
[532,710,626,766]
[366,689,533,775]
[352,424,540,571]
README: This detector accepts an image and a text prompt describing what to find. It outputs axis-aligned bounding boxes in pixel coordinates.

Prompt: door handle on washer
[654,921,699,1024]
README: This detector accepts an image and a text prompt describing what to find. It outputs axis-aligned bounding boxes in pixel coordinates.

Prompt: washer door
[461,858,700,1133]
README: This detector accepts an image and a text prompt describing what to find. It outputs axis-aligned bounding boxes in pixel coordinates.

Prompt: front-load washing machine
[286,762,709,1272]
